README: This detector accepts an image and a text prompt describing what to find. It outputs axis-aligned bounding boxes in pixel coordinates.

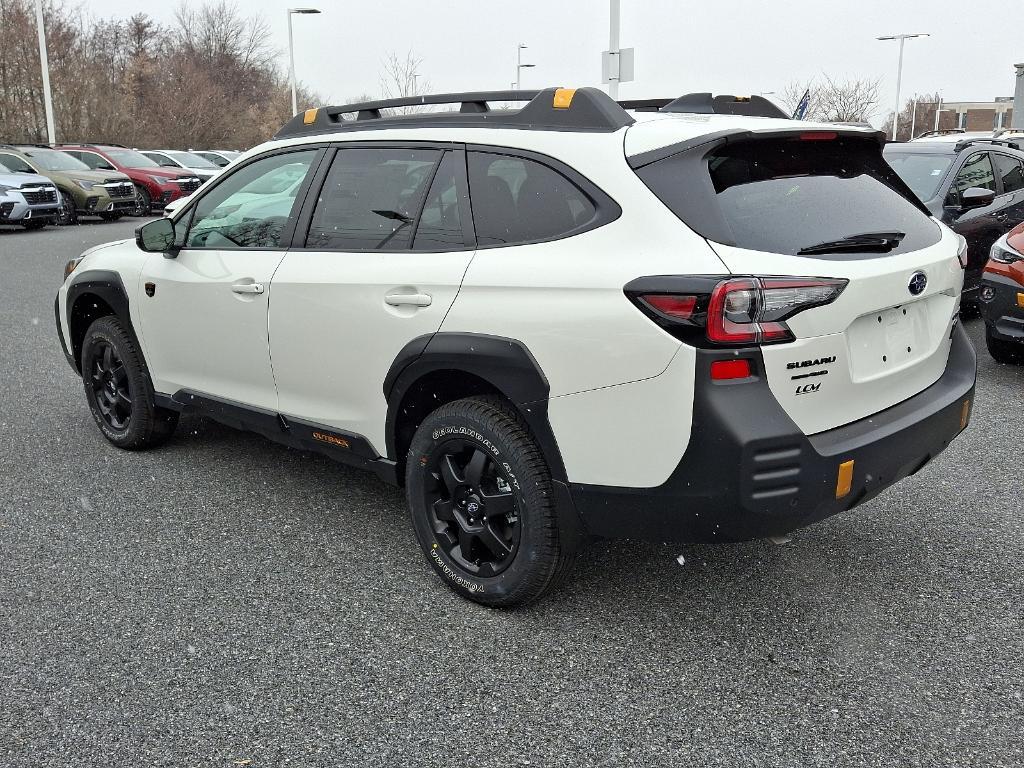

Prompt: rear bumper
[980,272,1024,343]
[570,322,977,543]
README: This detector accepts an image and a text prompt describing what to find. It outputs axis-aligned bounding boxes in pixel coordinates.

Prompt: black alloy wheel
[88,340,132,431]
[133,184,152,216]
[56,193,77,225]
[425,439,521,577]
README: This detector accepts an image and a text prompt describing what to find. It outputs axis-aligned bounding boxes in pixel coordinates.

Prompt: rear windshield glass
[882,149,954,200]
[637,136,940,257]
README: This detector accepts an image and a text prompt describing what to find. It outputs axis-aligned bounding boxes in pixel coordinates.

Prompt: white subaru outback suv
[56,88,976,607]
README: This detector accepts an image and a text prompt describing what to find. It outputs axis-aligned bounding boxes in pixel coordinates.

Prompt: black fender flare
[64,269,131,372]
[384,332,583,541]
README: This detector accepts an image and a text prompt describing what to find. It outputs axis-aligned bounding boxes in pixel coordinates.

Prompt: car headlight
[64,256,84,281]
[991,242,1022,264]
[75,180,97,190]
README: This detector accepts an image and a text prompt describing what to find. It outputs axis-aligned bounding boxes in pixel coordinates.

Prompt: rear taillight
[629,275,847,347]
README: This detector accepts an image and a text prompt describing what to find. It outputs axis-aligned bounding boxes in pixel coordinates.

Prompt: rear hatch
[633,128,964,435]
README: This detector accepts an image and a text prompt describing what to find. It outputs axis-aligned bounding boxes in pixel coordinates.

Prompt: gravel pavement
[1,219,1022,767]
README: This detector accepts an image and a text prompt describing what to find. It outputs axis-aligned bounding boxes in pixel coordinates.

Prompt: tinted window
[950,153,996,200]
[993,154,1024,193]
[77,152,115,171]
[639,136,940,257]
[882,150,954,200]
[0,153,35,174]
[185,150,316,249]
[468,152,597,246]
[306,148,439,250]
[413,152,465,250]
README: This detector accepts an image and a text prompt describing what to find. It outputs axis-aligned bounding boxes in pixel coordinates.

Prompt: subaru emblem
[908,271,927,296]
[466,501,480,514]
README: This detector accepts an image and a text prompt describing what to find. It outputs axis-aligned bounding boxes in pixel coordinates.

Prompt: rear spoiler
[627,127,887,170]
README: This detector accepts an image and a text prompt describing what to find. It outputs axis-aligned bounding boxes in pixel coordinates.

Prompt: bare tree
[883,92,957,141]
[379,51,430,114]
[780,76,881,124]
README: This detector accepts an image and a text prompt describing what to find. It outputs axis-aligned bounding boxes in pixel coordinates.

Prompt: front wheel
[81,316,179,449]
[406,396,575,608]
[55,193,77,226]
[133,185,152,216]
[986,326,1023,364]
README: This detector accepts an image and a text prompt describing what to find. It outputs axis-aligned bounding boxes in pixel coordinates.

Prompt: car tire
[21,219,47,230]
[133,185,152,217]
[986,326,1023,364]
[81,316,179,450]
[56,194,77,226]
[405,396,576,608]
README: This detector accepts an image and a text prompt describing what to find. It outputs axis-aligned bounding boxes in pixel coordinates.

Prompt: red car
[979,223,1024,363]
[57,144,202,215]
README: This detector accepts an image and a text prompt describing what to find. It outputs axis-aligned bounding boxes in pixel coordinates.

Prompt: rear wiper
[797,231,906,256]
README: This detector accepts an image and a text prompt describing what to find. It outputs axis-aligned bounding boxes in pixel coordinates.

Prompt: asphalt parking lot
[2,218,1022,767]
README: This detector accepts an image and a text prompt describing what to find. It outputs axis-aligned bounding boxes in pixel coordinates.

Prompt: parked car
[57,88,976,607]
[140,150,219,183]
[883,137,1024,303]
[979,223,1024,363]
[0,144,136,224]
[0,156,61,229]
[192,150,241,168]
[58,144,202,215]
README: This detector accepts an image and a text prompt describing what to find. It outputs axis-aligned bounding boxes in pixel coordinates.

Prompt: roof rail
[914,128,966,139]
[618,93,788,120]
[954,137,1021,152]
[60,141,127,148]
[274,87,634,139]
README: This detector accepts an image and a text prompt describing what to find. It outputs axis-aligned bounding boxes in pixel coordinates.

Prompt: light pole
[515,44,535,91]
[287,7,321,116]
[34,0,55,143]
[877,33,929,140]
[608,0,620,100]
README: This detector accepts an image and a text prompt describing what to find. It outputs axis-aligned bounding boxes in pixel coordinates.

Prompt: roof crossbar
[275,88,635,139]
[954,137,1021,152]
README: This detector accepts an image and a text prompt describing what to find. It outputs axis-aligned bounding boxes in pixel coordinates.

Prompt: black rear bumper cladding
[980,273,1024,343]
[570,323,977,544]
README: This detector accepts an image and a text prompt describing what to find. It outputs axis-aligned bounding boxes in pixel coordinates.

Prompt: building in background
[935,97,1015,132]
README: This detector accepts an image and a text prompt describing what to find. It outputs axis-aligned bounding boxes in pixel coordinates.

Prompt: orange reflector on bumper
[960,399,971,430]
[1017,293,1024,309]
[553,88,576,109]
[835,460,854,499]
[303,108,318,124]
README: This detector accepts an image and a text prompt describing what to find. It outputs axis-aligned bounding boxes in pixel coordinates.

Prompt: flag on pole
[793,88,811,120]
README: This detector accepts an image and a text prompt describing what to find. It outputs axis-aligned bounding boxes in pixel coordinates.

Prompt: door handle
[385,293,432,307]
[231,282,264,294]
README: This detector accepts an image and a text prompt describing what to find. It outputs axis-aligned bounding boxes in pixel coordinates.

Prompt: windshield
[883,150,954,201]
[166,151,218,169]
[23,148,91,172]
[107,149,160,168]
[0,160,11,173]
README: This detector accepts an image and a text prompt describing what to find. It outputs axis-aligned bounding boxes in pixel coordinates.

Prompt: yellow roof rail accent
[303,108,319,125]
[553,88,577,110]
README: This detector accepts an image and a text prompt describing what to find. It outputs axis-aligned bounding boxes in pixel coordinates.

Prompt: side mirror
[960,186,997,210]
[136,217,177,256]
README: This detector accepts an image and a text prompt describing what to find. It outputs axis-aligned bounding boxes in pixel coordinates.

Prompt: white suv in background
[57,88,977,607]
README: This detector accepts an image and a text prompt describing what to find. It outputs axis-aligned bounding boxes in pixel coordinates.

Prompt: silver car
[0,158,61,229]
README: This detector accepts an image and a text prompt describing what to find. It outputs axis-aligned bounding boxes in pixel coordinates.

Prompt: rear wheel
[406,396,575,608]
[81,316,178,449]
[986,326,1023,364]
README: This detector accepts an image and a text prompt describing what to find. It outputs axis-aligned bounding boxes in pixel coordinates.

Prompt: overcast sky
[87,0,1022,127]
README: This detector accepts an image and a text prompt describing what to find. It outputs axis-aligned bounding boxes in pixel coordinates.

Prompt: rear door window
[993,153,1024,193]
[467,151,598,246]
[637,135,941,257]
[412,152,468,250]
[305,147,440,251]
